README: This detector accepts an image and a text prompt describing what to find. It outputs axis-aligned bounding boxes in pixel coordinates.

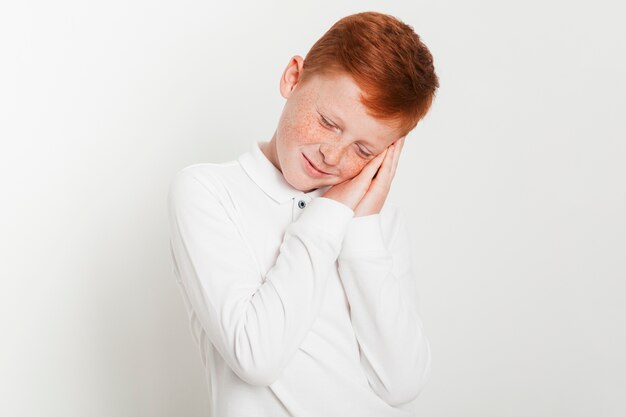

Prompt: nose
[319,143,344,166]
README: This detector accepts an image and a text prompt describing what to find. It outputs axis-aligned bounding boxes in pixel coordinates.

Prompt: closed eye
[319,116,335,129]
[319,114,372,158]
[357,146,372,158]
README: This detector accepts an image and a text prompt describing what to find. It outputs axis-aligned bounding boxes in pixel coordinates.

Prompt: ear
[279,55,305,99]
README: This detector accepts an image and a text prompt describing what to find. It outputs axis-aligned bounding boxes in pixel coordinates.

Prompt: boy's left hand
[354,136,405,217]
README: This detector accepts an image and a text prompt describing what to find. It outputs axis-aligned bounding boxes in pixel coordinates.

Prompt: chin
[282,170,312,192]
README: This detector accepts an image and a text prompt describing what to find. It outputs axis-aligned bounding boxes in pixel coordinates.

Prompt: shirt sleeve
[167,169,354,387]
[336,205,431,407]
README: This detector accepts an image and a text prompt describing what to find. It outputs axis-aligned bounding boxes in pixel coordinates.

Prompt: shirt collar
[237,140,330,204]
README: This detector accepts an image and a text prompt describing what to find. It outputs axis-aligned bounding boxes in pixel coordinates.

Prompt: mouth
[302,153,331,177]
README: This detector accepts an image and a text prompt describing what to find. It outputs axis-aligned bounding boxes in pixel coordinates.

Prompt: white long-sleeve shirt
[167,140,431,417]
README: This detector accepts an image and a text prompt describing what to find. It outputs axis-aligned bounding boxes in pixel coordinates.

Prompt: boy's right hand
[321,148,389,211]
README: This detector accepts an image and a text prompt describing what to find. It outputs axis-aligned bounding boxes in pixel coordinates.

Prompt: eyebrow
[316,105,382,153]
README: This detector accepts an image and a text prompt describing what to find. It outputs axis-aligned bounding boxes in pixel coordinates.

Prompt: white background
[1,1,625,416]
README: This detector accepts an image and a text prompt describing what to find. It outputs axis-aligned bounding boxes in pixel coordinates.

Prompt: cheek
[284,116,325,147]
[340,155,368,179]
[280,97,324,147]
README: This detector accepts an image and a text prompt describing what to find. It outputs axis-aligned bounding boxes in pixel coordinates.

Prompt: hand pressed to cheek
[352,137,405,217]
[320,142,372,178]
[320,147,388,210]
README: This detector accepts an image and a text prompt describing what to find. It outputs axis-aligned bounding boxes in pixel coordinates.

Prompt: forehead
[307,73,401,150]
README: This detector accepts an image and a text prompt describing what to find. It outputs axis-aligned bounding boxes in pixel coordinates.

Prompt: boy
[168,11,439,417]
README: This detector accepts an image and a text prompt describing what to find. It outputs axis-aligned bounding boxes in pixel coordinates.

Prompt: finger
[391,138,403,172]
[397,136,405,153]
[383,143,396,177]
[370,143,395,185]
[386,137,404,176]
[357,148,388,180]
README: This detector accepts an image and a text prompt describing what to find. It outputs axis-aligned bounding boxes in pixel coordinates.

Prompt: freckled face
[268,58,402,192]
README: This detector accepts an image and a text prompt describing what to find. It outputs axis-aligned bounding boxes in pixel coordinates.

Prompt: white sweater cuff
[340,214,388,255]
[298,197,355,242]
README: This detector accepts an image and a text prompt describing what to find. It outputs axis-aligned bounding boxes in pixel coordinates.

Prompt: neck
[260,135,281,173]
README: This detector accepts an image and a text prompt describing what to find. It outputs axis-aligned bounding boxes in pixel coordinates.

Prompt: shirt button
[297,200,306,209]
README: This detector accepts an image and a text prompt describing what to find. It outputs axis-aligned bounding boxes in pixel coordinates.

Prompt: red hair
[299,11,439,137]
